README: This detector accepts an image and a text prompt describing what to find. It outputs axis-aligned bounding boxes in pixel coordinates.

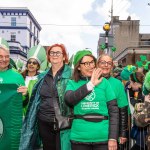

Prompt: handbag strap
[53,98,61,116]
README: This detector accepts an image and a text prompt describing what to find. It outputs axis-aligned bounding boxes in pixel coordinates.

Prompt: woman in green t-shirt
[65,50,119,150]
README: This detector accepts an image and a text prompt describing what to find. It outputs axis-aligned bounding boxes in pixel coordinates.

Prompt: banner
[0,84,22,150]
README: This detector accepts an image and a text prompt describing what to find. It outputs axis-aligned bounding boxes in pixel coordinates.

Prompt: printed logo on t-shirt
[81,90,99,110]
[85,89,95,101]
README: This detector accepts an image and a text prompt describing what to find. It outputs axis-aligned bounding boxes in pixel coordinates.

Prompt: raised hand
[90,68,103,86]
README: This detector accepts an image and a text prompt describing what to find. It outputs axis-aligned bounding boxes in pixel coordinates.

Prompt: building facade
[0,7,41,63]
[97,16,150,66]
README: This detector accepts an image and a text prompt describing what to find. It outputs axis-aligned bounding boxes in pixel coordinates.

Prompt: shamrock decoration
[140,55,147,62]
[136,61,143,68]
[144,61,150,70]
[136,55,148,68]
[100,44,106,50]
[111,47,116,52]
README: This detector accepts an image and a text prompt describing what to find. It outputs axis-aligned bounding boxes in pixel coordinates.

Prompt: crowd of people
[0,36,150,150]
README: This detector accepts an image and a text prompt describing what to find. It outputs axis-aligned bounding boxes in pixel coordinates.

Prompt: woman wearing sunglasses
[21,45,46,116]
[65,50,119,150]
[21,58,40,86]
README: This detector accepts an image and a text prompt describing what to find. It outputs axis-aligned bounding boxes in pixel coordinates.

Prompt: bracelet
[109,139,117,141]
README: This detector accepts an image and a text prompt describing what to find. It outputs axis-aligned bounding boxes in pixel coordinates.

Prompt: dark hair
[47,44,69,64]
[21,59,40,79]
[72,54,96,82]
[130,71,145,84]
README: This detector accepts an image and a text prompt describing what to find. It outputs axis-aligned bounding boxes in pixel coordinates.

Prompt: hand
[17,86,28,95]
[108,140,117,150]
[119,137,127,144]
[90,68,103,86]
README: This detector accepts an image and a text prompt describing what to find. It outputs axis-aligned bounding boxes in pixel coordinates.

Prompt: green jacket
[19,65,72,150]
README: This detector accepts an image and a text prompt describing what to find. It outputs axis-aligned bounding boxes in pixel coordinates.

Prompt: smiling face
[0,48,10,71]
[27,58,39,74]
[48,46,65,66]
[78,55,96,77]
[97,55,113,77]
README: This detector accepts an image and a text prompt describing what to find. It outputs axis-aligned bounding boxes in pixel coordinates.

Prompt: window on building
[11,17,16,26]
[29,33,32,48]
[30,21,32,32]
[34,39,36,46]
[11,34,16,41]
[34,26,35,35]
[37,31,39,39]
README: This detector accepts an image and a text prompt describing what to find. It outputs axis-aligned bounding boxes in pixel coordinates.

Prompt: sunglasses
[28,61,38,65]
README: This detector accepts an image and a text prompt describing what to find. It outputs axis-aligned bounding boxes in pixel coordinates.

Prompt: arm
[107,99,119,140]
[65,83,92,107]
[119,106,128,144]
[107,99,119,150]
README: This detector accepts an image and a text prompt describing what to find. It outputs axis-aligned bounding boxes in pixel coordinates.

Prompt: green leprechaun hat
[27,44,46,65]
[120,65,136,81]
[0,37,9,51]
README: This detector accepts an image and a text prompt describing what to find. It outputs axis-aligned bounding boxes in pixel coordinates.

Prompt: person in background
[19,43,72,150]
[127,71,147,150]
[113,66,123,81]
[0,37,27,150]
[21,45,46,115]
[97,54,128,147]
[65,50,119,150]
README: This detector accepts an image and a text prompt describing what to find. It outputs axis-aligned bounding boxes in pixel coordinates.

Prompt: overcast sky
[1,0,150,57]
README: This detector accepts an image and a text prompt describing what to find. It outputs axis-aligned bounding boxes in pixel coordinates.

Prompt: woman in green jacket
[19,44,72,150]
[65,50,119,150]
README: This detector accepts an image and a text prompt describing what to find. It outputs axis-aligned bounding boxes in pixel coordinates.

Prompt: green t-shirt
[108,77,128,108]
[0,69,25,85]
[66,78,116,142]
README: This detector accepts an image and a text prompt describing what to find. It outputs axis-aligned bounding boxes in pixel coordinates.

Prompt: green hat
[15,59,24,71]
[73,50,92,66]
[40,59,49,72]
[120,65,136,81]
[0,37,9,51]
[10,58,17,69]
[27,44,46,65]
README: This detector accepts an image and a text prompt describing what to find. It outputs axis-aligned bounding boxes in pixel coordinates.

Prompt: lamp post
[103,22,111,54]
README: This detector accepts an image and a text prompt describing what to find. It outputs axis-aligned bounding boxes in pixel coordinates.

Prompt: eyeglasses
[80,60,95,68]
[49,51,63,57]
[98,60,112,66]
[28,61,38,65]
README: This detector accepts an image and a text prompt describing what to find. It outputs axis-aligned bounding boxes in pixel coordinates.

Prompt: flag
[0,84,22,150]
